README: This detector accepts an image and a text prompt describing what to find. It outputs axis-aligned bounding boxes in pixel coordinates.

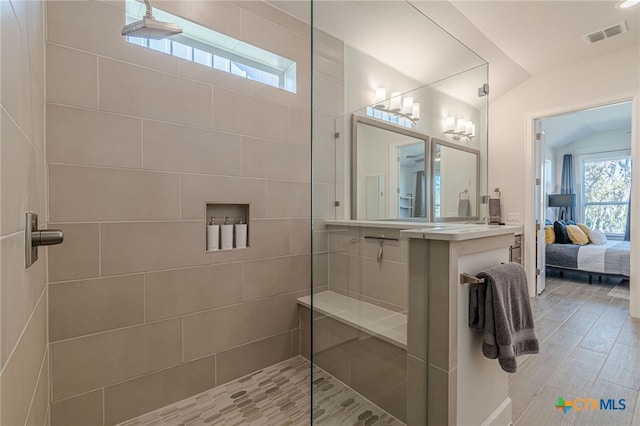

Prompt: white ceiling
[540,101,632,148]
[270,0,640,130]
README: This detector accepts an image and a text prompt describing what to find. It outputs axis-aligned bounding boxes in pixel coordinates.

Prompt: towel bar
[460,273,485,284]
[364,236,400,242]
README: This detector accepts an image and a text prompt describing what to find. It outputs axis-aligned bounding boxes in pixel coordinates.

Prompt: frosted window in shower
[124,0,297,93]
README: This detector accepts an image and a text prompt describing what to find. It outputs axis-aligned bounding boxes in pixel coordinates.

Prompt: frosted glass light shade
[412,103,421,119]
[390,92,401,110]
[444,116,455,132]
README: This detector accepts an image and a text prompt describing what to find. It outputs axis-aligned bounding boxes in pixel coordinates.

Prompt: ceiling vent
[583,21,628,44]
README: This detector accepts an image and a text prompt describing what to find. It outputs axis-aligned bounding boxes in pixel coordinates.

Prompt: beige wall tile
[212,87,289,142]
[49,165,180,222]
[1,1,24,127]
[292,328,301,356]
[312,182,331,219]
[287,14,310,38]
[408,239,428,360]
[51,318,182,401]
[99,58,211,128]
[266,181,310,218]
[145,262,243,321]
[183,300,269,361]
[2,1,39,144]
[48,223,100,282]
[0,295,47,426]
[47,0,179,75]
[328,253,350,293]
[300,306,310,332]
[1,110,46,236]
[314,346,350,385]
[347,333,406,383]
[24,0,45,91]
[350,355,406,422]
[289,108,310,145]
[26,348,49,426]
[312,145,335,185]
[301,329,311,360]
[289,219,311,255]
[46,43,97,108]
[268,289,308,336]
[234,1,290,28]
[101,221,212,276]
[407,355,427,426]
[49,274,145,341]
[211,219,290,263]
[359,258,408,309]
[159,0,242,41]
[30,76,46,158]
[1,233,47,366]
[313,252,329,288]
[180,174,267,220]
[104,356,215,426]
[427,240,453,371]
[243,255,309,301]
[47,104,142,168]
[239,8,307,65]
[427,364,454,426]
[50,389,103,426]
[216,332,292,385]
[241,137,309,181]
[143,120,241,175]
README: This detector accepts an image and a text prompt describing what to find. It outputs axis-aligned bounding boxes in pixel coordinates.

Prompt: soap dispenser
[220,216,234,250]
[235,216,247,249]
[206,217,219,251]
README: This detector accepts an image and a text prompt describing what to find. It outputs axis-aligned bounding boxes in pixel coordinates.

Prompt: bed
[545,240,630,282]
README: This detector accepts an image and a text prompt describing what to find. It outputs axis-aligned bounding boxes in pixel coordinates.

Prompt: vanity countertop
[401,224,523,241]
[325,219,476,230]
[325,220,522,241]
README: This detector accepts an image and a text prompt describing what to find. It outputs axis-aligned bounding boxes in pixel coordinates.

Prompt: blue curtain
[560,154,575,221]
[413,171,425,217]
[624,191,631,241]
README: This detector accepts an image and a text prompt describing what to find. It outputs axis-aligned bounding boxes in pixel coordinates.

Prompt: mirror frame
[430,137,481,222]
[351,114,430,220]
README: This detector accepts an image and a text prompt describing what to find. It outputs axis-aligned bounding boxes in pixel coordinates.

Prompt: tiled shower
[1,0,489,424]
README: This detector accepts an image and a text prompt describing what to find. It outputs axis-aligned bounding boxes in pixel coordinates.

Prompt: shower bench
[297,291,407,422]
[297,291,406,348]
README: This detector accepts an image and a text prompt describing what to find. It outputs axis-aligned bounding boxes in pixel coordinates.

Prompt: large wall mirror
[351,115,429,220]
[431,138,480,221]
[351,116,482,222]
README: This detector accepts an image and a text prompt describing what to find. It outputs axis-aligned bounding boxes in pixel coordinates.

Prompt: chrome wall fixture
[25,212,64,268]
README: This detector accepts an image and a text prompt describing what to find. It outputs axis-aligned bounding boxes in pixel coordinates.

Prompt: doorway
[532,100,634,304]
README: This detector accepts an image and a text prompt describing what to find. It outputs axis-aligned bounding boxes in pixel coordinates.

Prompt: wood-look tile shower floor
[117,356,403,426]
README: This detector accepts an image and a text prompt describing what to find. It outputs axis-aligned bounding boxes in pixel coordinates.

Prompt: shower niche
[204,203,249,251]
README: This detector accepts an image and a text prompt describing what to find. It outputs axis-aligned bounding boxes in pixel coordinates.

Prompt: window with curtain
[581,156,631,235]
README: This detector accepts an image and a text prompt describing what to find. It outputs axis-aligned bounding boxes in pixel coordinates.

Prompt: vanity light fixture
[617,0,640,8]
[371,87,420,126]
[443,116,475,140]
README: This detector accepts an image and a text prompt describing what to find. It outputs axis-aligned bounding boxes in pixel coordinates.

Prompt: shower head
[121,0,182,39]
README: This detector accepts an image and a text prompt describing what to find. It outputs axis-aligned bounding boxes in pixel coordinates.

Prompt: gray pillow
[589,229,608,245]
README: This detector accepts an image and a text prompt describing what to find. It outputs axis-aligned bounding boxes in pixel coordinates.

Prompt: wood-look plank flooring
[511,271,640,425]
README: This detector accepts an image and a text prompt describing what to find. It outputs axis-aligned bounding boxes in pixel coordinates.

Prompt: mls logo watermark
[555,396,626,414]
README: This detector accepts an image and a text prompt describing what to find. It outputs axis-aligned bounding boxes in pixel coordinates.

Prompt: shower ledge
[297,291,406,349]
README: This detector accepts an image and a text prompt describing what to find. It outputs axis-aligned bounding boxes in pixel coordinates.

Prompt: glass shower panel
[311,1,488,424]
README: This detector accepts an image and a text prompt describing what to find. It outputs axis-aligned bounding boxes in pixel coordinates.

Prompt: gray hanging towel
[413,171,425,217]
[458,199,471,216]
[489,198,501,223]
[469,262,539,373]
